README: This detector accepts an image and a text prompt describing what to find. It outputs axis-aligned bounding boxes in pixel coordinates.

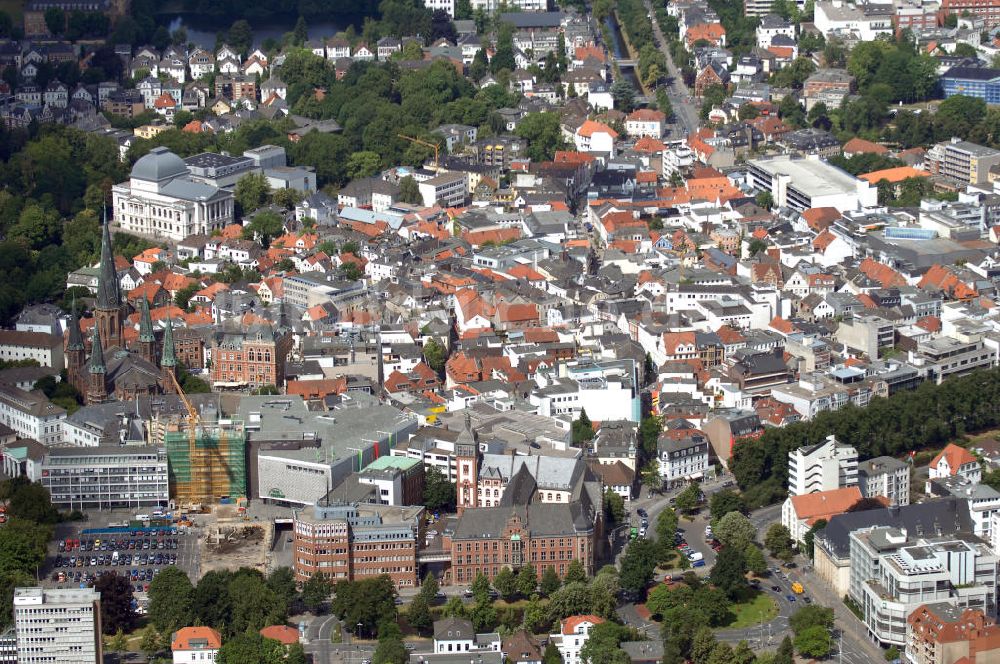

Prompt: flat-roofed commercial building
[41,446,169,510]
[747,154,878,213]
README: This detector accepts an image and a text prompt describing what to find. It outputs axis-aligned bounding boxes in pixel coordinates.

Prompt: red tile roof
[931,443,977,475]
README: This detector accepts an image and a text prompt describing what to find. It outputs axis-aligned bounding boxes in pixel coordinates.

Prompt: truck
[791,582,804,594]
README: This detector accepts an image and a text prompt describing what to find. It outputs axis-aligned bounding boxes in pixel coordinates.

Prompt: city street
[642,0,701,135]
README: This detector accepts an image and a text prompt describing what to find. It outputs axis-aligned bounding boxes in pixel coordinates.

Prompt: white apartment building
[0,384,66,446]
[14,587,101,664]
[530,360,641,423]
[0,330,64,369]
[424,0,456,17]
[858,456,911,507]
[418,172,468,208]
[849,528,998,647]
[112,147,234,242]
[551,616,604,664]
[813,0,894,41]
[657,432,711,487]
[787,434,858,496]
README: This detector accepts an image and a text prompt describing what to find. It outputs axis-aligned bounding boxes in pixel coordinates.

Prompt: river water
[163,15,352,50]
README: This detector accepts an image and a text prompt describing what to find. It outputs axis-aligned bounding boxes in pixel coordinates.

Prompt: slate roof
[451,503,594,539]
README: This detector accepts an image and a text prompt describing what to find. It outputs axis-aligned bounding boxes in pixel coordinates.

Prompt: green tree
[407,593,433,633]
[95,572,138,634]
[709,489,746,522]
[442,596,466,617]
[764,523,794,559]
[547,582,592,621]
[790,605,834,634]
[775,635,794,664]
[494,567,517,600]
[543,642,561,664]
[470,599,498,632]
[330,575,396,636]
[242,210,285,245]
[228,20,253,56]
[398,175,422,204]
[714,511,755,551]
[639,416,661,456]
[580,622,637,664]
[611,78,637,111]
[301,572,332,613]
[540,565,561,595]
[794,625,832,658]
[523,593,548,632]
[105,629,129,658]
[422,337,447,372]
[44,7,65,35]
[709,546,747,600]
[516,565,538,597]
[147,566,194,633]
[218,632,289,664]
[139,626,163,660]
[346,151,382,180]
[619,539,658,598]
[235,172,271,215]
[885,645,900,661]
[655,508,679,559]
[293,16,308,46]
[604,488,626,524]
[422,466,456,512]
[515,112,567,161]
[564,559,587,585]
[471,572,492,604]
[674,481,701,513]
[572,408,595,445]
[745,544,768,576]
[419,573,439,603]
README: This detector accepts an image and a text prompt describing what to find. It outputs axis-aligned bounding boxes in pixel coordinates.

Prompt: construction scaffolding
[164,420,247,506]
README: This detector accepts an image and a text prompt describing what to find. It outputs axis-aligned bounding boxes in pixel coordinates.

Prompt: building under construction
[164,416,247,506]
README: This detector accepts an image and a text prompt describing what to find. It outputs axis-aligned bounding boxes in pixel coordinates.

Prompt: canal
[603,12,645,99]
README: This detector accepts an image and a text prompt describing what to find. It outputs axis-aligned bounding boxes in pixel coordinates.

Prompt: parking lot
[43,514,201,595]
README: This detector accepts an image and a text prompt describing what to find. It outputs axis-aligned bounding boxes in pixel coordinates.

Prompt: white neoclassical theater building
[112,146,235,241]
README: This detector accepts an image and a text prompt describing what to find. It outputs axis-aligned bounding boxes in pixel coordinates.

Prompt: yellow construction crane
[398,134,442,173]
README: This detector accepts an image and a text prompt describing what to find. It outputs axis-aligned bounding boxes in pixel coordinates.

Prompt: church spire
[96,206,121,310]
[160,317,177,394]
[67,294,84,351]
[161,317,176,367]
[88,327,106,374]
[86,326,108,405]
[138,296,154,343]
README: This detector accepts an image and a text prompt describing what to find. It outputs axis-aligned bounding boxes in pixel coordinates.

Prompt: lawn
[723,591,778,629]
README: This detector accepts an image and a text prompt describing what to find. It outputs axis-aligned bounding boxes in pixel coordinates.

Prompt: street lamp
[357,622,363,638]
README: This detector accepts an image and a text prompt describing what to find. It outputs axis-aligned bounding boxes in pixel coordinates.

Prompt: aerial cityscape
[4,0,1000,663]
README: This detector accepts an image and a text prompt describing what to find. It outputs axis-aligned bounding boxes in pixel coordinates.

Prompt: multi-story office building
[418,172,468,208]
[0,330,64,369]
[747,155,878,213]
[925,138,1000,185]
[858,456,910,507]
[210,320,294,390]
[40,446,169,510]
[915,337,996,385]
[850,527,998,647]
[14,587,102,664]
[357,456,425,506]
[941,0,1000,23]
[292,497,423,589]
[787,434,858,496]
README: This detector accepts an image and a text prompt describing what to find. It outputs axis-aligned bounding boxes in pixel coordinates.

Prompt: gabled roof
[577,119,618,138]
[930,443,977,474]
[562,615,605,634]
[172,626,222,651]
[788,486,863,523]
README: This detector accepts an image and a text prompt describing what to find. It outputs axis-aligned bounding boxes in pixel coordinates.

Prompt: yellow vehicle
[791,582,804,594]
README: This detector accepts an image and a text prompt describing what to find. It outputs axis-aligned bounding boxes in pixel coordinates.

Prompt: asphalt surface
[642,0,701,136]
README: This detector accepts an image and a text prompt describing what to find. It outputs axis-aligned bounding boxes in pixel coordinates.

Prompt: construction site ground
[196,503,274,575]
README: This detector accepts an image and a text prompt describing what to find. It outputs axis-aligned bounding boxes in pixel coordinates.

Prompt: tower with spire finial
[136,295,157,365]
[66,295,86,393]
[93,207,124,352]
[455,410,479,514]
[160,317,177,393]
[86,327,108,404]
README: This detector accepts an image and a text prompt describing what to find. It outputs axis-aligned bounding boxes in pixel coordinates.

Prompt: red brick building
[210,320,293,389]
[292,500,424,589]
[448,504,596,584]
